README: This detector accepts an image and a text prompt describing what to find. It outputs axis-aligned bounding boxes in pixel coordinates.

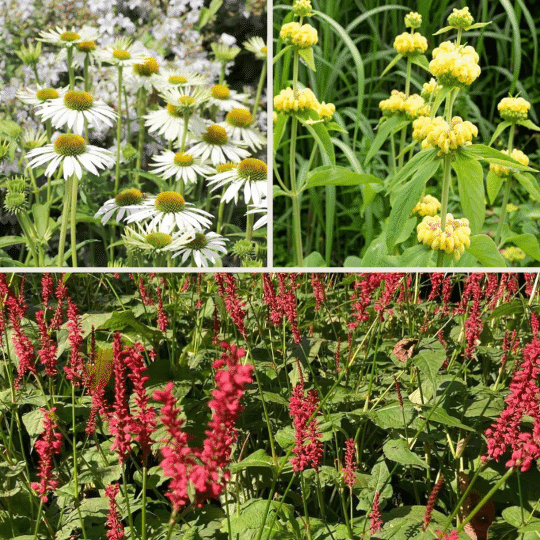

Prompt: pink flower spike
[105,483,125,540]
[342,438,356,490]
[370,492,383,534]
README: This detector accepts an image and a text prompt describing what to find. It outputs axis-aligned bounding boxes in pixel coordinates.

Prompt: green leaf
[0,236,26,249]
[298,47,316,71]
[433,25,454,35]
[196,0,223,30]
[380,53,402,77]
[453,158,485,234]
[370,404,414,430]
[506,234,540,261]
[413,345,447,397]
[273,113,288,151]
[514,172,540,202]
[502,506,525,528]
[230,449,275,472]
[386,148,438,192]
[467,22,491,30]
[386,159,441,251]
[344,256,363,267]
[410,54,429,71]
[365,116,409,166]
[303,251,326,267]
[304,165,382,189]
[486,170,504,204]
[298,117,336,166]
[465,144,536,172]
[421,406,473,431]
[489,120,513,146]
[100,310,163,343]
[383,439,429,469]
[466,235,507,267]
[517,119,540,131]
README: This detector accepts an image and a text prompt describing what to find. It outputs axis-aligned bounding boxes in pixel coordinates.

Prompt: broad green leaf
[303,251,326,267]
[433,25,454,35]
[0,236,26,249]
[273,112,289,151]
[421,406,473,431]
[370,404,414,430]
[489,120,513,146]
[486,170,504,204]
[506,233,540,261]
[514,172,540,201]
[386,148,439,192]
[21,409,45,447]
[466,235,507,267]
[298,47,316,71]
[230,449,275,472]
[386,159,441,251]
[400,244,436,267]
[100,310,163,343]
[304,165,382,189]
[365,116,409,166]
[383,439,429,469]
[517,118,540,131]
[502,507,525,528]
[465,144,536,172]
[453,158,485,234]
[410,54,429,71]
[344,256,363,267]
[413,345,447,396]
[467,22,492,29]
[381,53,402,77]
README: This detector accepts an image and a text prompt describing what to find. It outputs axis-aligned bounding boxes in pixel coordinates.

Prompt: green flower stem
[219,61,226,85]
[115,65,123,194]
[142,465,148,540]
[70,174,79,267]
[122,468,136,540]
[67,46,74,91]
[397,58,412,170]
[245,209,255,242]
[300,474,313,540]
[216,190,226,235]
[494,123,516,246]
[455,468,514,535]
[437,153,453,267]
[290,115,303,266]
[83,54,90,140]
[32,63,41,85]
[135,87,147,186]
[251,60,267,117]
[32,498,44,540]
[17,210,39,267]
[180,112,192,153]
[124,89,131,142]
[57,175,74,266]
[72,385,88,540]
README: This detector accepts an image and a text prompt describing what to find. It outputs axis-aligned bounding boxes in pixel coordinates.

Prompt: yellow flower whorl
[274,87,318,113]
[501,246,526,262]
[421,78,443,101]
[316,102,335,120]
[379,91,428,120]
[448,7,474,30]
[293,0,312,17]
[412,116,477,153]
[412,195,441,217]
[405,11,422,29]
[490,149,529,177]
[394,32,428,57]
[280,22,318,48]
[498,97,531,122]
[417,213,471,261]
[429,41,480,87]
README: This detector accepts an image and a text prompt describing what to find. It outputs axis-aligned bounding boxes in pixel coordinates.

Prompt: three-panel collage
[1,1,539,539]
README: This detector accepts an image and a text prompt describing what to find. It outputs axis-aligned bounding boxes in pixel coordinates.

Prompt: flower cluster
[501,246,526,262]
[105,483,125,540]
[413,116,477,153]
[342,438,357,490]
[293,0,313,17]
[447,6,474,30]
[498,96,531,122]
[379,90,429,119]
[490,149,529,177]
[370,492,383,534]
[404,11,422,29]
[280,22,318,48]
[421,78,443,101]
[412,195,441,217]
[417,214,471,261]
[274,87,319,113]
[393,32,428,57]
[429,42,481,87]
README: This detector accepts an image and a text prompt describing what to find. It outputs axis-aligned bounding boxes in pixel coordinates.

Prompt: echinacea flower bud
[448,6,474,30]
[405,11,422,29]
[498,96,531,122]
[430,42,480,87]
[211,42,241,62]
[4,192,26,214]
[417,214,471,261]
[490,149,529,177]
[293,0,312,17]
[274,87,319,113]
[412,194,441,217]
[15,40,42,65]
[394,32,428,57]
[501,246,526,262]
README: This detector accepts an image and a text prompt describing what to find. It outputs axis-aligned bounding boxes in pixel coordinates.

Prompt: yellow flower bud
[501,246,526,262]
[430,41,480,87]
[498,96,531,122]
[405,12,422,29]
[316,102,335,121]
[448,7,474,30]
[293,0,313,17]
[417,213,471,261]
[413,195,441,217]
[280,22,318,48]
[394,32,428,57]
[274,87,319,113]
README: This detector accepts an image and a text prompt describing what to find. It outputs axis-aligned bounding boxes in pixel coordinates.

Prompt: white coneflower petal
[38,26,100,46]
[144,106,206,142]
[150,150,214,184]
[219,108,266,151]
[172,231,228,267]
[188,124,250,166]
[95,38,147,66]
[95,188,146,224]
[208,84,250,111]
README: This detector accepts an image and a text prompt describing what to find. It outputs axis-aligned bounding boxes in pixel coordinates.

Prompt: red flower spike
[64,298,85,385]
[105,483,125,540]
[435,531,459,540]
[36,310,57,378]
[342,438,356,490]
[41,273,54,309]
[51,276,68,330]
[311,273,326,311]
[370,492,383,534]
[31,407,63,502]
[423,475,445,531]
[156,284,168,331]
[215,273,247,339]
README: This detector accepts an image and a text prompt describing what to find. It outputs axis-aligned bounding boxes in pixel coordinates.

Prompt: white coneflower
[94,188,146,224]
[21,127,48,150]
[188,125,250,165]
[144,105,206,142]
[208,84,250,111]
[246,198,268,230]
[26,133,114,180]
[58,39,100,67]
[159,85,211,113]
[243,37,267,60]
[125,56,160,92]
[35,89,117,136]
[16,85,67,106]
[211,42,241,62]
[172,231,227,267]
[38,26,100,46]
[207,157,267,205]
[150,150,214,185]
[151,67,208,90]
[95,37,147,67]
[125,191,213,232]
[219,108,266,150]
[122,222,194,255]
